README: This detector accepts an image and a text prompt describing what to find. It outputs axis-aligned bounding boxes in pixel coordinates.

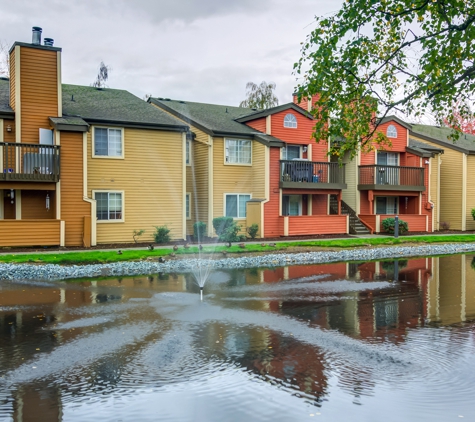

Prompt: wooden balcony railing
[0,142,60,182]
[358,165,424,191]
[280,160,346,189]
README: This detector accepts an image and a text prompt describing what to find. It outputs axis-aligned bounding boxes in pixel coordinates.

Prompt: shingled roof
[61,85,188,131]
[0,78,14,118]
[410,124,475,154]
[149,97,284,146]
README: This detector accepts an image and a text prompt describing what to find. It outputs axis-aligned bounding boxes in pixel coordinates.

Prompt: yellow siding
[465,254,475,319]
[149,103,210,235]
[9,49,15,111]
[0,220,61,246]
[429,155,440,231]
[213,137,266,230]
[466,155,475,230]
[186,165,193,235]
[19,47,58,144]
[411,134,464,230]
[87,127,184,243]
[341,152,357,210]
[61,131,92,246]
[189,140,209,231]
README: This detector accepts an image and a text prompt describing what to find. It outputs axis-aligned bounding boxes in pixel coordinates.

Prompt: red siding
[245,117,266,133]
[312,194,328,215]
[270,110,329,162]
[285,215,348,235]
[358,215,377,233]
[380,214,428,232]
[376,121,408,152]
[263,147,282,237]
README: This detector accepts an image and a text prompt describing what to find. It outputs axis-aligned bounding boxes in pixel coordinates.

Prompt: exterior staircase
[329,196,370,235]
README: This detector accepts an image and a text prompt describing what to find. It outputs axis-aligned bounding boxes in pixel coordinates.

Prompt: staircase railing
[329,197,369,234]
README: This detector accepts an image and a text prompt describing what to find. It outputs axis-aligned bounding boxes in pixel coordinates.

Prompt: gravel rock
[1,243,475,281]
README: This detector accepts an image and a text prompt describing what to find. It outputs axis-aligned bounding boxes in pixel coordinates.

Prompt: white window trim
[283,113,298,129]
[283,194,302,216]
[93,190,125,223]
[92,126,125,159]
[224,138,252,166]
[224,193,252,220]
[386,125,398,138]
[186,139,191,166]
[186,192,191,220]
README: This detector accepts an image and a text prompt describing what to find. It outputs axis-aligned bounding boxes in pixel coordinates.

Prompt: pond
[1,254,475,421]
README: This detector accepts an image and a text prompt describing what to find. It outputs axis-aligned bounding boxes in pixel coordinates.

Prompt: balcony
[358,165,425,191]
[280,160,346,190]
[1,142,60,182]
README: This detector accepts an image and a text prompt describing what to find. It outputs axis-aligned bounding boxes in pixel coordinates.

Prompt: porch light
[46,193,50,211]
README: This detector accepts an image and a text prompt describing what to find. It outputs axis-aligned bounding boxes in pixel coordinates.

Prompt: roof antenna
[226,107,228,113]
[71,94,75,101]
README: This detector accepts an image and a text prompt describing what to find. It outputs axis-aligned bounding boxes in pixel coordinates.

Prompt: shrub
[471,208,475,221]
[220,221,241,243]
[382,217,408,234]
[212,216,234,237]
[193,221,207,242]
[132,229,145,243]
[247,223,259,239]
[153,225,171,243]
[440,221,451,230]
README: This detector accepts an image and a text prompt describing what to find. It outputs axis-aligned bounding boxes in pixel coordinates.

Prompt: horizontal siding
[9,49,15,111]
[245,117,266,133]
[192,137,209,226]
[264,147,282,237]
[286,215,348,235]
[87,127,184,243]
[270,109,329,161]
[380,214,427,232]
[19,47,58,144]
[213,137,266,222]
[0,220,61,246]
[61,131,91,246]
[3,118,16,143]
[359,214,377,232]
[411,134,464,230]
[467,156,475,230]
[21,190,56,219]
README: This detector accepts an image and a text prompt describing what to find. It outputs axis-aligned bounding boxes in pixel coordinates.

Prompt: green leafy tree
[239,81,279,109]
[294,0,475,159]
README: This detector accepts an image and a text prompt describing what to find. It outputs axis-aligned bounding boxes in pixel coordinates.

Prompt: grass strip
[0,234,474,265]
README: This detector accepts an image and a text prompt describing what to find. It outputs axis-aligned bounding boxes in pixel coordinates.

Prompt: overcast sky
[0,0,340,106]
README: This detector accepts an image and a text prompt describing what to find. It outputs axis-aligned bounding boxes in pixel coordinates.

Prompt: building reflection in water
[1,254,475,420]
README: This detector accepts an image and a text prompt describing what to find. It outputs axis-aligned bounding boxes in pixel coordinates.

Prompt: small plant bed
[1,234,475,265]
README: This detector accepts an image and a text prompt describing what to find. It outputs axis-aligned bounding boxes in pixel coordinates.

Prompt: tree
[444,101,475,134]
[91,61,111,89]
[0,40,10,78]
[239,81,279,109]
[294,0,475,159]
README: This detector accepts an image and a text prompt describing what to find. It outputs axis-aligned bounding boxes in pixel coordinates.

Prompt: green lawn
[0,234,474,265]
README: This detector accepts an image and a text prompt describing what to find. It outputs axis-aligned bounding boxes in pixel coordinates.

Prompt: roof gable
[235,103,313,123]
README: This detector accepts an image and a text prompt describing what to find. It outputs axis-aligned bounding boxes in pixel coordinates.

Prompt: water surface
[1,254,475,421]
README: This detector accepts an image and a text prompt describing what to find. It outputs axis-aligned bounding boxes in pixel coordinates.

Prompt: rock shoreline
[1,243,475,281]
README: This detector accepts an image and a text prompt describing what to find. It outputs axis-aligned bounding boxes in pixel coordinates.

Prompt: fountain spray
[200,286,203,301]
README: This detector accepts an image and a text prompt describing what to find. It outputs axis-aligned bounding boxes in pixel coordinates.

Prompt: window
[285,145,300,160]
[225,139,251,164]
[94,127,123,157]
[225,194,251,218]
[376,197,398,215]
[386,125,398,138]
[283,113,297,128]
[282,195,301,216]
[186,139,191,165]
[377,152,399,166]
[94,191,124,221]
[186,193,191,219]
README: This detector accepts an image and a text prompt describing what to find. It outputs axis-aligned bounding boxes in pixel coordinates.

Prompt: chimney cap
[32,26,43,31]
[44,38,54,46]
[32,26,42,45]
